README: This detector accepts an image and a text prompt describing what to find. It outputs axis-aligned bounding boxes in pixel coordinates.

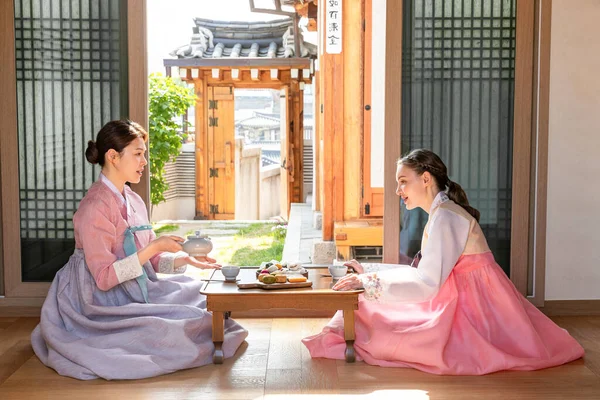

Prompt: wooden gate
[206,86,235,220]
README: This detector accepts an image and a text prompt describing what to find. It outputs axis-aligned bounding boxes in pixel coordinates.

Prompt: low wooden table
[200,268,362,364]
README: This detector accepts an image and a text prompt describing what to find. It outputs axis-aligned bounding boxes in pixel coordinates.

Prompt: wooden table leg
[343,309,356,363]
[212,311,225,364]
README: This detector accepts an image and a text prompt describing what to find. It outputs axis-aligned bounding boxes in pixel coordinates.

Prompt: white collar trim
[429,191,449,214]
[99,173,130,215]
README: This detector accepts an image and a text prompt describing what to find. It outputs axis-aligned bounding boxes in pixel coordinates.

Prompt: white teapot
[182,230,213,257]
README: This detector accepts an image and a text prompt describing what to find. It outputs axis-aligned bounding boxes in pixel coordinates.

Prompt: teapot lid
[187,230,209,240]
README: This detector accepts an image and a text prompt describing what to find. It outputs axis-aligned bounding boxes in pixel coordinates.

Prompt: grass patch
[235,222,276,238]
[211,222,286,266]
[228,241,285,266]
[153,224,179,234]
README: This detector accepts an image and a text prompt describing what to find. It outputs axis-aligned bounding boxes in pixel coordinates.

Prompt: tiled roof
[236,112,281,128]
[235,112,314,129]
[171,18,316,60]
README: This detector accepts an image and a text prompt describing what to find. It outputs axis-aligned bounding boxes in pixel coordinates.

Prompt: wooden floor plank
[0,318,39,357]
[552,316,600,379]
[0,316,598,399]
[267,319,303,370]
[265,369,303,395]
[0,340,34,386]
[0,318,19,331]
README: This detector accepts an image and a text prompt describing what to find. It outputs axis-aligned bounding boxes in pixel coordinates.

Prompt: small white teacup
[221,266,240,281]
[328,264,348,280]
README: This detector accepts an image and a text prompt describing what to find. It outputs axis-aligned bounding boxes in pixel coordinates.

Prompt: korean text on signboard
[326,0,342,54]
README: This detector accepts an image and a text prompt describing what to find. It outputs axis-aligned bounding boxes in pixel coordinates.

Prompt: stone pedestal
[311,240,336,264]
[313,211,322,230]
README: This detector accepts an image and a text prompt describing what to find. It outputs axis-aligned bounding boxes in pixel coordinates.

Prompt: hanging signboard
[325,0,342,54]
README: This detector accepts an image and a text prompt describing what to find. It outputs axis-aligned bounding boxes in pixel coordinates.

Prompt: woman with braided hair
[303,149,583,375]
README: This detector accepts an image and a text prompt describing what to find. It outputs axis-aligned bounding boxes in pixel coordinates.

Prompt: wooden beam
[181,68,314,83]
[383,0,402,264]
[206,70,295,87]
[179,67,188,79]
[294,2,309,17]
[249,0,296,18]
[164,57,311,69]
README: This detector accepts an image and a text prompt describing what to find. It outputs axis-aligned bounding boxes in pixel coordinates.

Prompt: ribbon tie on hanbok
[123,224,153,303]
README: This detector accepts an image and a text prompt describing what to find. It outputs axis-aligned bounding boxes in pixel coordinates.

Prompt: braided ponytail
[447,179,480,221]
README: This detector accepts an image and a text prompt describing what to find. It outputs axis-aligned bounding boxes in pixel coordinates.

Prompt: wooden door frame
[191,70,306,220]
[362,0,384,218]
[0,0,18,298]
[0,0,147,303]
[279,85,291,219]
[383,0,551,301]
[528,0,552,306]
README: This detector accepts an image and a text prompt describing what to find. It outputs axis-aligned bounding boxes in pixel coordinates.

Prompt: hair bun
[85,140,99,164]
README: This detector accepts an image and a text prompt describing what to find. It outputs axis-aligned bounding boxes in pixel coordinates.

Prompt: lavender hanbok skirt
[31,250,248,380]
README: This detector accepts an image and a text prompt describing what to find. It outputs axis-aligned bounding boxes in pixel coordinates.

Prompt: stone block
[311,240,336,264]
[313,211,323,230]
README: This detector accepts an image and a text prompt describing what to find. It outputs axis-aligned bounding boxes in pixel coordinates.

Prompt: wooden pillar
[0,0,18,296]
[127,0,150,209]
[320,0,345,241]
[510,0,535,295]
[312,74,321,211]
[321,53,336,241]
[290,81,304,204]
[342,0,364,221]
[194,76,208,219]
[383,0,402,263]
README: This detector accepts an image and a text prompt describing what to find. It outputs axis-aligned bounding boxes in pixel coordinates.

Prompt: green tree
[148,73,196,206]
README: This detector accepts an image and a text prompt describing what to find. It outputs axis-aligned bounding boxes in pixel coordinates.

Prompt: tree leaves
[148,73,196,205]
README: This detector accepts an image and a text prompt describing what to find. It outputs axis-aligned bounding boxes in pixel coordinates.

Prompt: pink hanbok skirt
[302,252,584,375]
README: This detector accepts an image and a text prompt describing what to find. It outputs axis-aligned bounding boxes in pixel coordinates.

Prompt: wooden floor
[1,316,599,399]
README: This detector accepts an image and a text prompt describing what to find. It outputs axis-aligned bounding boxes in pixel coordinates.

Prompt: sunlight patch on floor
[261,390,430,400]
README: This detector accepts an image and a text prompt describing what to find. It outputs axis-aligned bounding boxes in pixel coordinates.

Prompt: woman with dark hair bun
[303,149,584,375]
[31,120,247,380]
